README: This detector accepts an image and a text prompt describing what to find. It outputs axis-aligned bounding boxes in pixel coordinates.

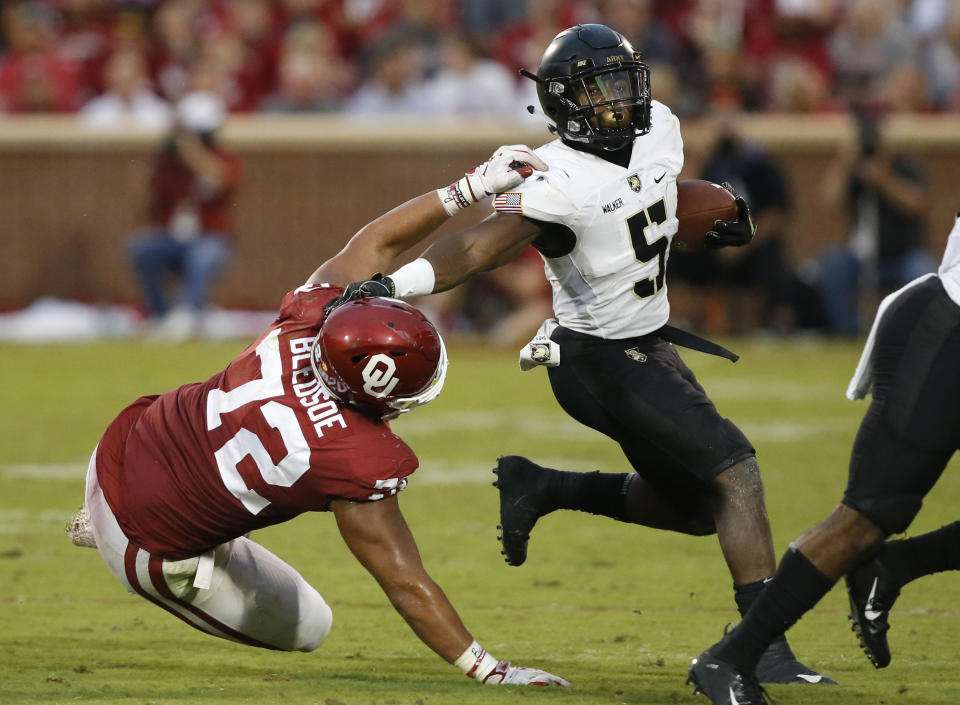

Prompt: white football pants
[84,447,333,651]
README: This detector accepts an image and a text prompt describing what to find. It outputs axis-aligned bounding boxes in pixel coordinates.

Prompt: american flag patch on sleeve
[494,192,523,213]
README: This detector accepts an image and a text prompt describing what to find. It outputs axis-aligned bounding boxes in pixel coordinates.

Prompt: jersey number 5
[206,329,311,515]
[628,199,668,299]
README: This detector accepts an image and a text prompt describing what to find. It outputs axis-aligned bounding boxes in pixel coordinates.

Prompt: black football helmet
[521,24,651,151]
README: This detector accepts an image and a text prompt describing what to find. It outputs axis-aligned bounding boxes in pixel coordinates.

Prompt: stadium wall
[3,114,960,310]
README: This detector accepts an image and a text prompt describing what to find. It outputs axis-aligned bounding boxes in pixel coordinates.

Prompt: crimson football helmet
[311,297,447,418]
[521,24,651,151]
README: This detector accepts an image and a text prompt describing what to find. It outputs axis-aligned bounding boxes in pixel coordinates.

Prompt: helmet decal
[361,353,400,399]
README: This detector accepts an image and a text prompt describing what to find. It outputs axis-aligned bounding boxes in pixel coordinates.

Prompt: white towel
[846,273,937,400]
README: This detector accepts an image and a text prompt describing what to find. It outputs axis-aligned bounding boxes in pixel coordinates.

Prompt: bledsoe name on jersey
[494,100,684,339]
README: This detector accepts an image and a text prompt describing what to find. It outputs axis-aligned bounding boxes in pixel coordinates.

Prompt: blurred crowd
[3,0,954,342]
[2,0,960,124]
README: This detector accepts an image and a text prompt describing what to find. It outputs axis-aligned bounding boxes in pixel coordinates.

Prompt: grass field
[2,337,958,705]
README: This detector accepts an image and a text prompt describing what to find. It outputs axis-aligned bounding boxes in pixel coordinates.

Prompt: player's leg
[557,331,829,683]
[840,276,960,667]
[495,331,725,566]
[85,453,331,651]
[126,228,179,318]
[845,519,960,667]
[180,234,232,311]
[494,455,715,565]
[690,277,960,703]
[148,536,333,652]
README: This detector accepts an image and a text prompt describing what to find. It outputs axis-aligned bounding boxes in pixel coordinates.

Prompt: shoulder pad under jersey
[632,100,684,176]
[493,141,579,224]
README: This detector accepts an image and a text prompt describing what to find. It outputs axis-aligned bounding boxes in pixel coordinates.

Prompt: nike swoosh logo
[864,577,882,621]
[795,674,823,683]
[654,172,666,183]
[729,685,741,705]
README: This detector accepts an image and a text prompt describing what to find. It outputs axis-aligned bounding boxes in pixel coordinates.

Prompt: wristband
[389,258,435,298]
[436,176,479,216]
[453,640,499,681]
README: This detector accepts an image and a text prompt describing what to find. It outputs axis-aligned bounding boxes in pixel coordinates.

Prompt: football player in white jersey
[329,24,829,686]
[688,215,960,705]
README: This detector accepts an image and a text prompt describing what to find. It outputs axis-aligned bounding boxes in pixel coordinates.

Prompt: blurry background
[3,0,960,343]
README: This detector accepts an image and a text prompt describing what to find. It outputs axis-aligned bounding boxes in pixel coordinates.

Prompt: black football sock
[734,578,769,617]
[878,521,960,588]
[734,578,797,658]
[714,547,834,672]
[540,467,632,520]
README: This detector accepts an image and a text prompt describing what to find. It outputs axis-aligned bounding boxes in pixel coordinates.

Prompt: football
[674,180,739,250]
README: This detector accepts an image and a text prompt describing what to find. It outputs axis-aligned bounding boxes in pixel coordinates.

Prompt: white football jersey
[494,100,684,338]
[938,215,960,307]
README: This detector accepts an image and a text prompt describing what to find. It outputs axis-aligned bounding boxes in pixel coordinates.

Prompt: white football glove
[481,661,570,687]
[437,144,548,215]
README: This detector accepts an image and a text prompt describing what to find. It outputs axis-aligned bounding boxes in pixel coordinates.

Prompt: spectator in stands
[261,21,352,113]
[814,112,935,336]
[829,0,916,109]
[149,0,204,103]
[56,0,116,106]
[344,32,427,117]
[922,3,960,110]
[126,91,242,341]
[874,59,931,113]
[0,1,80,113]
[594,0,678,65]
[207,0,282,112]
[424,34,516,117]
[492,0,585,75]
[593,0,704,116]
[502,1,586,126]
[767,56,838,113]
[741,0,837,111]
[80,46,172,129]
[459,0,529,51]
[276,0,353,57]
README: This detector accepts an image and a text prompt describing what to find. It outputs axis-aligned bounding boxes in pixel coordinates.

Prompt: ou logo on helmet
[362,353,400,399]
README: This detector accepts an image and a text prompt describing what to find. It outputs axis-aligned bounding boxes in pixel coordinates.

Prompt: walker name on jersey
[602,198,624,214]
[290,337,348,439]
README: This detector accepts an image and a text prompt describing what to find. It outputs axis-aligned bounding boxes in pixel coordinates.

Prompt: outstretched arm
[422,212,541,293]
[332,495,471,660]
[307,192,449,288]
[332,495,568,685]
[308,145,547,288]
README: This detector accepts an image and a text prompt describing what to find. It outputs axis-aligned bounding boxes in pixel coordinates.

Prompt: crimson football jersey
[96,285,419,559]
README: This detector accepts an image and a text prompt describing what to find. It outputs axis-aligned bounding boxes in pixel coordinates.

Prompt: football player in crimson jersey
[330,24,830,686]
[66,145,570,687]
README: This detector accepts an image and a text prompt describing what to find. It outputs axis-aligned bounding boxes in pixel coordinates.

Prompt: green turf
[1,338,958,705]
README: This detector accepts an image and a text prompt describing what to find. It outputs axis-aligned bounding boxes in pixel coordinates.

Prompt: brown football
[674,179,739,250]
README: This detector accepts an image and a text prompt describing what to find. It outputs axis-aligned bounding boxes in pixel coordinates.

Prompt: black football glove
[705,182,756,249]
[323,273,396,314]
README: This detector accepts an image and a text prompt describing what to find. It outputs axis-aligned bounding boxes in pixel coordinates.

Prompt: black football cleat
[754,635,836,685]
[492,455,554,567]
[688,650,771,705]
[846,555,900,668]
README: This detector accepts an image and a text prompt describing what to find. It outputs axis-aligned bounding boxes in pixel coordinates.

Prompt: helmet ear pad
[311,298,447,418]
[530,24,652,150]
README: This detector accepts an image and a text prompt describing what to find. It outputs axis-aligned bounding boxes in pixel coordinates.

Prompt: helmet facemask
[546,60,651,151]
